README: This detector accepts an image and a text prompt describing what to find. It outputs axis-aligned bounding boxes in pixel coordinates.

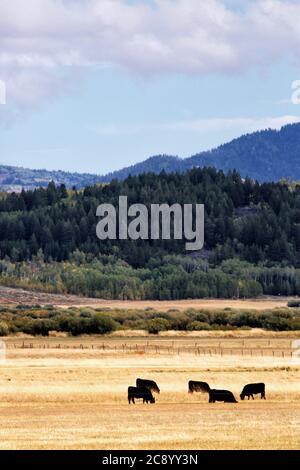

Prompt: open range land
[0,286,295,311]
[0,335,300,450]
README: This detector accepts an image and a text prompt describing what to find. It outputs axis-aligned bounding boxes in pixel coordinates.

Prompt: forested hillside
[0,167,300,299]
[101,123,300,183]
[0,165,102,192]
[2,123,300,192]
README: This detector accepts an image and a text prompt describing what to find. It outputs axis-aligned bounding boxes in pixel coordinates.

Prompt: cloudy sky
[1,0,300,174]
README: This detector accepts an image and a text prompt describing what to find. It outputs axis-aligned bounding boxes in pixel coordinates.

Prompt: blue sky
[1,0,300,174]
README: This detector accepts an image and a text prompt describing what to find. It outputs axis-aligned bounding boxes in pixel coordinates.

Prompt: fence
[4,340,296,358]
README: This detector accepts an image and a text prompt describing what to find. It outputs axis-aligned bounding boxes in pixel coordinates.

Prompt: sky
[1,0,300,175]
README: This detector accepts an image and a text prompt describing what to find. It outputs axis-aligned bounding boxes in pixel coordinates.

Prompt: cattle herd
[128,379,266,404]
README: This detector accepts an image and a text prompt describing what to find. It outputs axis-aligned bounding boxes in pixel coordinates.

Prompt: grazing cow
[128,386,155,404]
[240,383,266,400]
[208,389,238,403]
[136,378,160,394]
[188,381,210,394]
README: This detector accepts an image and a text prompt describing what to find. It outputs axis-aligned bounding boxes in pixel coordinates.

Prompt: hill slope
[1,167,300,299]
[0,165,102,192]
[102,123,300,183]
[2,123,300,191]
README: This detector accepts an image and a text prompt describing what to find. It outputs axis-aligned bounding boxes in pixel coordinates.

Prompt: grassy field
[0,285,296,310]
[0,335,300,450]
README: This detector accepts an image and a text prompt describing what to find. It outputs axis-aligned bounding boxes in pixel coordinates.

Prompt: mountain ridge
[102,123,300,183]
[1,122,300,191]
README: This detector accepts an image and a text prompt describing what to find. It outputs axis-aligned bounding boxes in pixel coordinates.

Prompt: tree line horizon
[0,167,300,300]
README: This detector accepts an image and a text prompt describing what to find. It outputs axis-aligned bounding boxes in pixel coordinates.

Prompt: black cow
[208,389,238,403]
[188,381,210,394]
[240,383,266,400]
[136,378,160,394]
[128,386,155,404]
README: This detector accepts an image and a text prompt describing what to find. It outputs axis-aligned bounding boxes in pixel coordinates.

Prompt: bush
[211,311,230,326]
[0,305,299,335]
[187,321,211,331]
[0,321,9,336]
[288,300,300,308]
[262,316,291,331]
[122,319,148,330]
[289,320,300,330]
[23,319,56,336]
[88,315,118,335]
[194,311,210,323]
[168,313,190,330]
[55,314,118,336]
[147,318,170,334]
[79,308,94,318]
[230,311,261,328]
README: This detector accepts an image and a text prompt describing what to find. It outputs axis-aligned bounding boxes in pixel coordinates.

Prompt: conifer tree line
[0,167,300,299]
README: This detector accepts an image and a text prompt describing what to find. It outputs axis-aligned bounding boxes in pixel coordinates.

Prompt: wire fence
[3,341,296,358]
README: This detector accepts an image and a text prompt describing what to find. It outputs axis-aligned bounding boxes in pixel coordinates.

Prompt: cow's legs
[251,394,254,400]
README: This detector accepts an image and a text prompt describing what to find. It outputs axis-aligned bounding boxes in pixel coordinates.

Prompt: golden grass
[0,285,296,310]
[54,298,300,311]
[0,336,299,450]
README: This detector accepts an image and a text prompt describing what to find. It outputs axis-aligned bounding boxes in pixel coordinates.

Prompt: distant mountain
[0,165,102,192]
[102,123,300,183]
[2,123,300,191]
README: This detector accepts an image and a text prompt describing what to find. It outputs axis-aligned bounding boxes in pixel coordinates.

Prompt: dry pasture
[0,335,300,450]
[0,285,296,310]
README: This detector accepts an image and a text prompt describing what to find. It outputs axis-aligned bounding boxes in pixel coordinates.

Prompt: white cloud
[2,0,300,108]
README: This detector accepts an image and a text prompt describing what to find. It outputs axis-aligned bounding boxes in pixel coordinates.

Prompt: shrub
[262,317,291,331]
[79,309,94,318]
[122,319,148,330]
[0,321,9,336]
[289,320,300,330]
[194,311,210,323]
[211,311,230,326]
[57,316,84,336]
[23,319,56,336]
[147,318,170,334]
[288,300,300,308]
[187,321,211,331]
[230,311,261,328]
[168,313,190,330]
[88,315,118,335]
